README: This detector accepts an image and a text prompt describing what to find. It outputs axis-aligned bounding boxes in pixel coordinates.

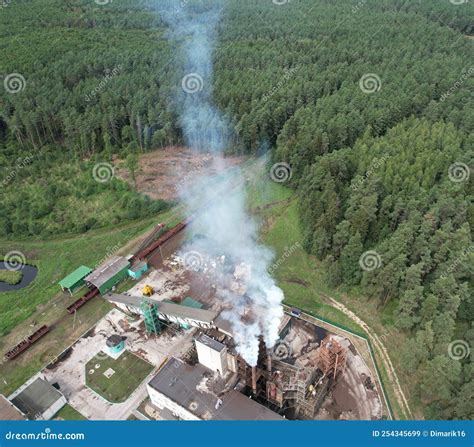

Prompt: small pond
[0,261,38,292]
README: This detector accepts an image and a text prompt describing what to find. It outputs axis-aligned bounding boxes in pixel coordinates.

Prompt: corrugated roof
[148,358,282,420]
[58,265,92,289]
[11,378,63,419]
[85,256,130,289]
[157,301,217,324]
[104,293,217,324]
[182,297,204,309]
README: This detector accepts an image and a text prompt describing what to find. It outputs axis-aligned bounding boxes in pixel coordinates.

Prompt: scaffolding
[316,335,347,379]
[141,300,161,334]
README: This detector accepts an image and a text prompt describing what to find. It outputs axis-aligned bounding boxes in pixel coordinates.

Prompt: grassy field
[0,206,182,395]
[0,270,23,285]
[85,351,154,403]
[54,404,87,420]
[247,173,366,334]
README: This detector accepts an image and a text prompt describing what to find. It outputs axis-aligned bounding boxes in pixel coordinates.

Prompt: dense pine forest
[1,0,472,419]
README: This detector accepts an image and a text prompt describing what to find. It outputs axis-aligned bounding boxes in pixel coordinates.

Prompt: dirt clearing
[115,147,245,201]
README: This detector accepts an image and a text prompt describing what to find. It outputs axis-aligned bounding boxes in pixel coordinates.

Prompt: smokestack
[251,366,257,394]
[267,349,272,373]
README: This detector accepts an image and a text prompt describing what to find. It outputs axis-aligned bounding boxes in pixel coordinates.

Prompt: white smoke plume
[157,0,284,366]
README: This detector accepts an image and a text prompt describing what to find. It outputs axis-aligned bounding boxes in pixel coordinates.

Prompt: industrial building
[85,256,130,295]
[104,292,218,330]
[58,265,92,295]
[147,357,282,420]
[9,377,66,420]
[141,305,383,421]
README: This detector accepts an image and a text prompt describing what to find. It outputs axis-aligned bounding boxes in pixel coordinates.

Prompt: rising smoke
[157,0,284,366]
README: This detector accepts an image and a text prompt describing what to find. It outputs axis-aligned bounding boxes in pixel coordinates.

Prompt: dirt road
[322,295,412,419]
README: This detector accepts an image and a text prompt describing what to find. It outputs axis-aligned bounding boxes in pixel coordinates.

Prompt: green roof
[58,265,93,289]
[182,297,203,309]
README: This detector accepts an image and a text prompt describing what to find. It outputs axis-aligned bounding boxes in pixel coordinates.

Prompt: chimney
[267,350,272,372]
[251,366,257,394]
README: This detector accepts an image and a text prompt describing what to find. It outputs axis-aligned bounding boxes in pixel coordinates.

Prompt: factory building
[9,377,66,420]
[86,256,130,295]
[58,265,92,295]
[128,261,148,280]
[147,357,282,420]
[195,333,227,375]
[104,293,218,329]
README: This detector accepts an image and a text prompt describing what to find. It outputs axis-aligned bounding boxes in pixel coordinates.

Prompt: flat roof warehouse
[147,357,282,420]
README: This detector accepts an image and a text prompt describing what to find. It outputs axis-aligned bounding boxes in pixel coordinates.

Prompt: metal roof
[148,358,282,420]
[196,333,226,352]
[128,261,147,273]
[58,265,92,289]
[11,378,63,419]
[157,301,217,324]
[104,293,217,324]
[85,256,130,289]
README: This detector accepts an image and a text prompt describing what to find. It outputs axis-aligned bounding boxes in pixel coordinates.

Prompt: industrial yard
[2,224,389,420]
